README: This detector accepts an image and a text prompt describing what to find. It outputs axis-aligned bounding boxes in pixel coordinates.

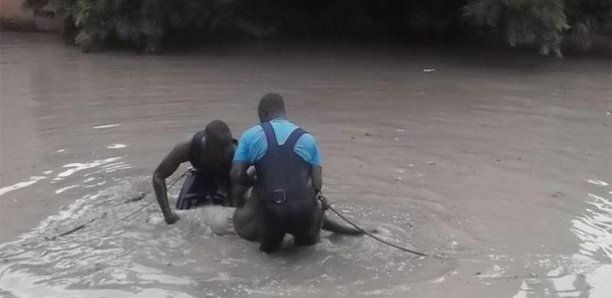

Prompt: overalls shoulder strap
[260,122,279,151]
[280,128,307,153]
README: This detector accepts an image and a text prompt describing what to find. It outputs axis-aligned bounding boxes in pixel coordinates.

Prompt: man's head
[205,120,233,148]
[258,93,286,123]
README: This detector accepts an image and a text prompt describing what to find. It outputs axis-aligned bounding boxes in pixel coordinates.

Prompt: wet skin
[152,121,235,224]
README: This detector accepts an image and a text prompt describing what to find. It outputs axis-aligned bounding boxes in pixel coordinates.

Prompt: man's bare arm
[152,141,190,224]
[310,165,329,209]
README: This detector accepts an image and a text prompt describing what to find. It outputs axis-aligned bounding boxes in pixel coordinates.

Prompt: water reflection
[512,179,612,298]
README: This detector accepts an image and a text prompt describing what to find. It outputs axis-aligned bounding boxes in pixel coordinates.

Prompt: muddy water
[1,32,611,297]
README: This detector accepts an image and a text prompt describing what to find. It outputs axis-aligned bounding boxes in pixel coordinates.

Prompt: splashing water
[0,178,450,298]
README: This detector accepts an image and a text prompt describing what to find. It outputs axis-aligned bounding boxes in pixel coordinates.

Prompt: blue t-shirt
[234,118,322,166]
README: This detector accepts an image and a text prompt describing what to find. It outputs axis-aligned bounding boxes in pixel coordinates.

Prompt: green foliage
[464,0,569,56]
[76,0,184,52]
[565,0,612,50]
[24,0,219,52]
[23,0,49,10]
[463,0,612,55]
[22,0,610,54]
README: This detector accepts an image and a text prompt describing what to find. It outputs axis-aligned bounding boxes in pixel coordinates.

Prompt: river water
[0,32,611,297]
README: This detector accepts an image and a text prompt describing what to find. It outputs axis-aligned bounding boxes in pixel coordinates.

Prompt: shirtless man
[152,120,236,224]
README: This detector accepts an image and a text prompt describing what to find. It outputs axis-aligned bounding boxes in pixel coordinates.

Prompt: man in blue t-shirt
[231,93,360,253]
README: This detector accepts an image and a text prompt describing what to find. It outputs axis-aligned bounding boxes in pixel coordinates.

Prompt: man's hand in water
[164,212,180,224]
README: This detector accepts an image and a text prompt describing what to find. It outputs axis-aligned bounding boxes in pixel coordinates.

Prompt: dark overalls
[254,122,322,252]
[175,130,232,209]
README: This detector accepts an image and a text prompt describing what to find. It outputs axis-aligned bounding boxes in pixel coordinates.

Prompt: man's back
[236,118,322,252]
[234,118,322,168]
[230,93,327,253]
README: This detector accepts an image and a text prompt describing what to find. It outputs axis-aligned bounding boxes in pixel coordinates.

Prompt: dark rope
[47,170,189,240]
[320,195,428,257]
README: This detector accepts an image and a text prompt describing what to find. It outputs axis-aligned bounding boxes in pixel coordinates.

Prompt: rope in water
[320,195,429,257]
[47,169,189,240]
[118,169,190,222]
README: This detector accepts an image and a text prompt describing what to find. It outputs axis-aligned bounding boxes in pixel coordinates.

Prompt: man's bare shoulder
[168,139,192,161]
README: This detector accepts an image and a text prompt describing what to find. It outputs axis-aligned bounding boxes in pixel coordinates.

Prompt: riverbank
[0,0,60,32]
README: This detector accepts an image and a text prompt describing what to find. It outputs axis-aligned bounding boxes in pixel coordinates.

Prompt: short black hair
[258,93,285,114]
[205,120,231,144]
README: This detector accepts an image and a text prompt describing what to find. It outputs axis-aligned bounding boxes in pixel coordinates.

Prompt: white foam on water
[0,184,440,298]
[107,144,127,149]
[83,164,132,177]
[587,179,608,186]
[587,193,612,208]
[54,157,122,180]
[177,206,236,235]
[93,123,121,129]
[0,176,46,197]
[55,185,80,194]
[572,194,612,261]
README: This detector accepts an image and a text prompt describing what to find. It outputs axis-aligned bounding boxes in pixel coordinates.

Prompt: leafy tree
[463,0,568,56]
[463,0,611,56]
[564,0,612,50]
[22,0,610,54]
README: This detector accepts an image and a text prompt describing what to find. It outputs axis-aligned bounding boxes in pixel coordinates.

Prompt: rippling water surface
[1,32,611,297]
